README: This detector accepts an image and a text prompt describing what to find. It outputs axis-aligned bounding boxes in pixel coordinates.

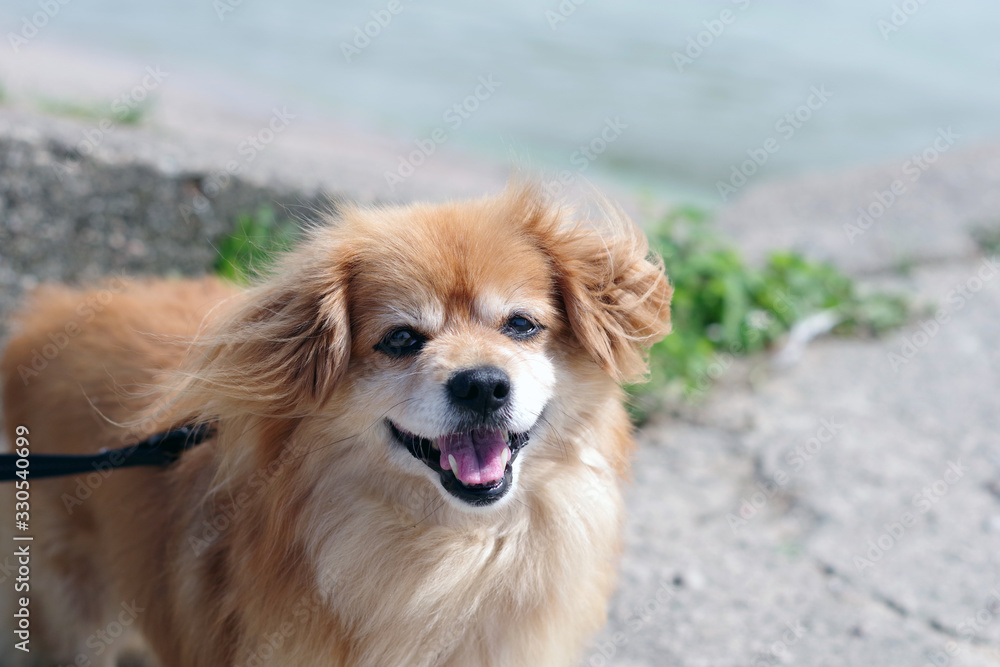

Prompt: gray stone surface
[713,140,1000,276]
[0,109,330,335]
[3,104,1000,667]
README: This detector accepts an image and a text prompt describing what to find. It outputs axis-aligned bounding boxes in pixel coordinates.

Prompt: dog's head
[187,184,671,510]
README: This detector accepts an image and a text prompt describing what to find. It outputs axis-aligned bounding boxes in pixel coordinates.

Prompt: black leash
[0,423,215,482]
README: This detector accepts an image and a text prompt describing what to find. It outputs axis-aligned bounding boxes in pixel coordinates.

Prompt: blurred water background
[2,0,999,205]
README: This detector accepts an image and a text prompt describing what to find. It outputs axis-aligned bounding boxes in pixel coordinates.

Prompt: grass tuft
[36,96,151,125]
[214,207,299,284]
[630,207,908,412]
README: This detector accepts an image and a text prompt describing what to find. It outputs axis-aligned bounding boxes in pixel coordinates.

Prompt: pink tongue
[438,428,510,486]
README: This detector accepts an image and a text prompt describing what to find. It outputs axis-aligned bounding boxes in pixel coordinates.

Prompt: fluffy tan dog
[0,184,671,666]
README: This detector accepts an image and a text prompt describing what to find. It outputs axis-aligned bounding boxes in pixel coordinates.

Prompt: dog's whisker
[409,497,448,528]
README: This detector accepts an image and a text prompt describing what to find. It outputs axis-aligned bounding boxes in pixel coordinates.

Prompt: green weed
[214,207,299,284]
[632,207,908,409]
[36,97,150,125]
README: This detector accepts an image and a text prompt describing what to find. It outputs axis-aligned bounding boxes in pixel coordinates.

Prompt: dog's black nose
[447,367,511,417]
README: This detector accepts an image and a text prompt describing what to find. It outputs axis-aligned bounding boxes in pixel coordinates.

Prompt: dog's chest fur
[189,434,626,667]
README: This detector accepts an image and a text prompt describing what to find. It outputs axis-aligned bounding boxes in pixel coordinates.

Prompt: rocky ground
[2,49,1000,666]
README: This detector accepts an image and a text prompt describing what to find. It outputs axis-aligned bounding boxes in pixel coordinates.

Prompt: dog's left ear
[537,209,673,384]
[224,266,351,411]
[175,239,352,418]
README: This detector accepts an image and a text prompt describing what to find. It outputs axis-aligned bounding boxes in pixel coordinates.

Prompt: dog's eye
[502,315,541,340]
[376,327,426,357]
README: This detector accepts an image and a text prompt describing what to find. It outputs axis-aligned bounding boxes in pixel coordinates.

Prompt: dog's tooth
[501,429,509,441]
[501,447,510,468]
[448,454,458,473]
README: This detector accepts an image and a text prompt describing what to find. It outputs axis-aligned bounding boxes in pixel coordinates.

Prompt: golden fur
[0,184,671,666]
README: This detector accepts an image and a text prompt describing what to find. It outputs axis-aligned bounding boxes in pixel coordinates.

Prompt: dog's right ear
[511,185,671,384]
[546,221,672,384]
[179,243,352,418]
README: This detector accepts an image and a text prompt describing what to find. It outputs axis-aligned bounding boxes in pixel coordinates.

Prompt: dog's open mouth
[388,421,529,506]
